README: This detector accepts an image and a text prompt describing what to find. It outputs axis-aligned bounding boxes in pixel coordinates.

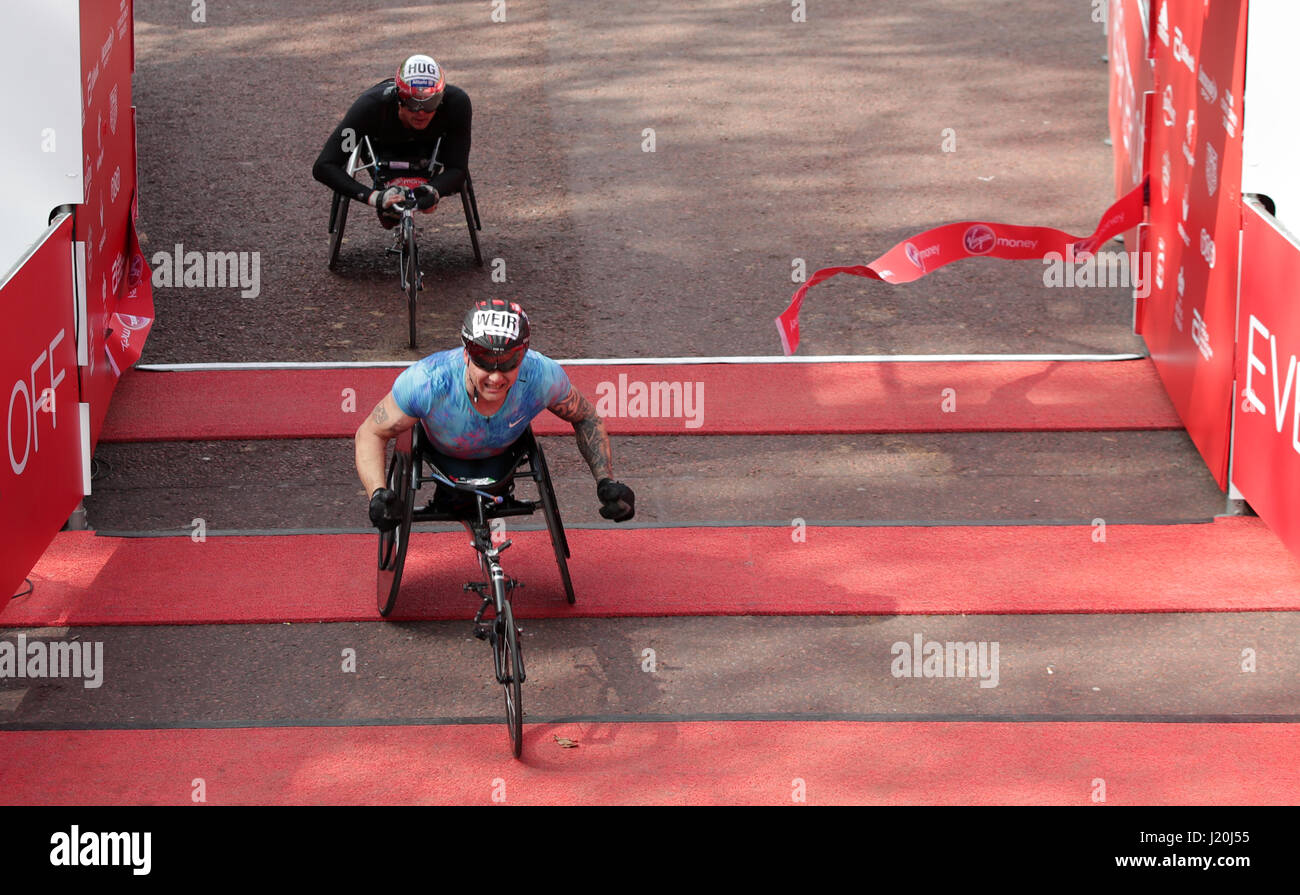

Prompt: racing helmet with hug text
[395,54,445,111]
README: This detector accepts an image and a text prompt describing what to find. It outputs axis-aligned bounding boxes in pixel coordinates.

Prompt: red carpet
[9,518,1297,626]
[2,721,1295,804]
[98,361,1182,441]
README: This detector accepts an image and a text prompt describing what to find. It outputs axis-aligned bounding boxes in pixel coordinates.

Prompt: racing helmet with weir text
[461,299,530,372]
[395,54,446,112]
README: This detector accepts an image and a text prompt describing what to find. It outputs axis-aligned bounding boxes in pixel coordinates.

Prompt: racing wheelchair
[376,422,574,758]
[327,135,483,349]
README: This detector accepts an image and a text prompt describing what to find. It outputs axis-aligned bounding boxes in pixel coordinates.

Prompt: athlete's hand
[370,187,405,210]
[369,488,402,531]
[413,185,440,210]
[597,478,635,522]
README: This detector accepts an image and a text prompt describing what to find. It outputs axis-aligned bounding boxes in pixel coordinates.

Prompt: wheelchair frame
[374,422,574,758]
[327,135,484,271]
[376,422,575,619]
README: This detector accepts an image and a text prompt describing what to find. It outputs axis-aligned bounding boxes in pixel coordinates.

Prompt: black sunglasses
[467,347,525,373]
[400,93,443,113]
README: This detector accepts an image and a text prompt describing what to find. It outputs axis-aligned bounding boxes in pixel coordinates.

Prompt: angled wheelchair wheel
[461,177,483,268]
[376,427,416,616]
[328,194,349,271]
[530,433,575,605]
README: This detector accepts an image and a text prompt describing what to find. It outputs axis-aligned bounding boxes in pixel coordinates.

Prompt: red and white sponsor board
[76,0,146,448]
[1108,0,1152,252]
[0,216,83,605]
[1139,0,1247,488]
[1232,200,1300,559]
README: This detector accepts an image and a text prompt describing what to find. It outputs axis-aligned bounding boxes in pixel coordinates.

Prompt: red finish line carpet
[2,721,1295,804]
[98,360,1182,441]
[9,518,1298,627]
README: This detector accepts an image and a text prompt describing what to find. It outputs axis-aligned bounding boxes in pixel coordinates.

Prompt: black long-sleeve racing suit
[312,79,471,203]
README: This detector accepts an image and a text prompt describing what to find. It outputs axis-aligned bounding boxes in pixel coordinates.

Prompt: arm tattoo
[549,389,613,481]
[547,388,588,422]
[369,399,410,438]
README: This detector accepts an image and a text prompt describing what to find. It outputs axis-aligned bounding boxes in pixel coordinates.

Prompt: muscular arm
[547,387,613,482]
[355,393,419,496]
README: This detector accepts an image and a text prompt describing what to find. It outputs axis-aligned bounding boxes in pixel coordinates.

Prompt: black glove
[369,488,402,531]
[370,186,405,210]
[413,185,440,210]
[597,478,635,522]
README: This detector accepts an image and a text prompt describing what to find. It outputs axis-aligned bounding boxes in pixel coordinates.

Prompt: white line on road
[134,353,1146,372]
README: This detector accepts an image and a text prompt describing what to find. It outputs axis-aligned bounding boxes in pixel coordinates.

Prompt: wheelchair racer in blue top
[355,299,636,529]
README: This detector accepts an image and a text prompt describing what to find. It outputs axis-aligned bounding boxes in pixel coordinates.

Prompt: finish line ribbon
[775,176,1149,355]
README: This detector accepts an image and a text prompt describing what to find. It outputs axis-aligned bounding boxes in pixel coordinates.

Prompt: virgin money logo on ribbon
[905,242,940,270]
[963,225,996,255]
[1161,151,1171,204]
[1162,85,1176,127]
[1204,142,1219,197]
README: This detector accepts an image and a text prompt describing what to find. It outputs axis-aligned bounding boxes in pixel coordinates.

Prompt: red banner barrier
[0,217,84,605]
[775,179,1147,355]
[1233,202,1300,559]
[1139,0,1247,488]
[1109,0,1153,252]
[77,0,142,448]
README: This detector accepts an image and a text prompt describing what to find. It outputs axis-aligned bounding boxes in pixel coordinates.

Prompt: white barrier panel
[0,0,84,283]
[1243,1,1300,233]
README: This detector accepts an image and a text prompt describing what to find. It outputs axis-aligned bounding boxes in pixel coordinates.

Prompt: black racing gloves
[597,478,635,522]
[369,186,405,210]
[369,488,402,531]
[413,185,440,210]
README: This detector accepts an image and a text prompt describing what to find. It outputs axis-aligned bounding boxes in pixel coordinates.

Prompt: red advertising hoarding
[1,216,84,605]
[77,0,144,448]
[1233,201,1300,559]
[1108,0,1152,251]
[1139,0,1247,488]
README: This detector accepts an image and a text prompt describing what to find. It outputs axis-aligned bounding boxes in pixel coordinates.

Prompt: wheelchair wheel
[328,194,349,271]
[498,598,524,758]
[376,427,416,616]
[461,180,483,268]
[403,216,420,349]
[531,434,575,605]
